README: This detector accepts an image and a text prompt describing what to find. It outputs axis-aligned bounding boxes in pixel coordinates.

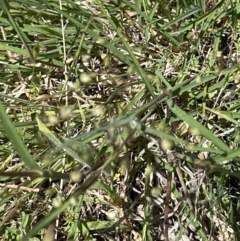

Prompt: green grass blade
[36,118,96,167]
[167,99,231,153]
[162,6,202,30]
[0,0,34,61]
[0,101,40,170]
[96,1,159,112]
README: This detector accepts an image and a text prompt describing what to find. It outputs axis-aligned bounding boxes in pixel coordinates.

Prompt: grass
[0,0,240,240]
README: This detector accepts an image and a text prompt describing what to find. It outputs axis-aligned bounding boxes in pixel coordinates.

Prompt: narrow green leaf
[96,1,160,115]
[162,6,201,30]
[0,101,40,170]
[0,43,29,56]
[167,99,231,153]
[0,0,34,61]
[36,117,96,167]
[32,42,41,62]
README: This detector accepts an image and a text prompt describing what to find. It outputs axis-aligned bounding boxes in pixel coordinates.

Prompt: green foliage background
[0,0,240,240]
